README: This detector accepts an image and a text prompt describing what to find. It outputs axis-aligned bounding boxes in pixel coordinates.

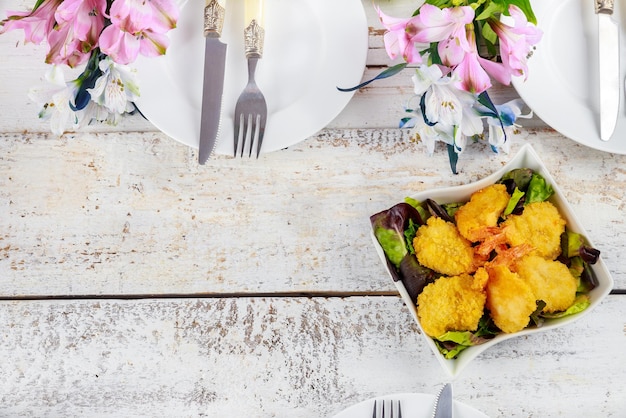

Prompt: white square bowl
[370,144,614,378]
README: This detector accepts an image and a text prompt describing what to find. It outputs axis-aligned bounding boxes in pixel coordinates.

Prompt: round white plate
[133,0,368,155]
[512,0,626,154]
[331,393,488,418]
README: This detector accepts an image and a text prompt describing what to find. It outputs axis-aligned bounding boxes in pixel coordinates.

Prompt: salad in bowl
[370,144,614,377]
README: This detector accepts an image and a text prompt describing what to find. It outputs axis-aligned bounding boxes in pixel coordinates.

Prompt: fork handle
[244,0,265,58]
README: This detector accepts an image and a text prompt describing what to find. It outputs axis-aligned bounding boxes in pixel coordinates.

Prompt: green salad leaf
[526,173,554,204]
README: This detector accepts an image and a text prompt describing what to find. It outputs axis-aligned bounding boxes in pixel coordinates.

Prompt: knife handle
[244,0,265,58]
[596,0,615,14]
[204,0,225,38]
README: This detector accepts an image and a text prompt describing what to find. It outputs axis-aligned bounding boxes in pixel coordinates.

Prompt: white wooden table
[1,1,625,416]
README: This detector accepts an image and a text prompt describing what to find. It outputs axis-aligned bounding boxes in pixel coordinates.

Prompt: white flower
[87,57,139,116]
[28,66,80,136]
[484,98,533,153]
[412,64,444,96]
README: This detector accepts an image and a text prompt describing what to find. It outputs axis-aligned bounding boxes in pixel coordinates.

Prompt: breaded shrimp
[485,265,537,333]
[413,216,475,276]
[455,184,510,242]
[502,201,566,260]
[514,255,577,313]
[417,272,487,338]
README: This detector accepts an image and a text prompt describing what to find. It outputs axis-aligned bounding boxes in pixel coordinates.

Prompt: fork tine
[255,115,266,158]
[241,113,252,158]
[248,114,258,158]
[234,113,241,157]
[371,399,401,418]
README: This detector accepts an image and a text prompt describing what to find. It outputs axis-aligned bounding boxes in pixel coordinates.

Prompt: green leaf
[424,0,453,8]
[541,295,591,319]
[525,173,554,204]
[503,187,525,216]
[505,0,537,24]
[337,62,407,92]
[476,1,504,20]
[480,20,498,45]
[404,197,430,224]
[447,143,459,174]
[404,218,419,255]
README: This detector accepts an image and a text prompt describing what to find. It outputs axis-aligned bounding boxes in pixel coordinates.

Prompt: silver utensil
[233,0,267,158]
[595,0,620,141]
[432,383,453,418]
[198,0,227,164]
[371,399,402,418]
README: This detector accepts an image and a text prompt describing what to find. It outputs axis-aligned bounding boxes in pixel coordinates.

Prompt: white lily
[28,65,80,136]
[484,98,533,153]
[87,57,139,117]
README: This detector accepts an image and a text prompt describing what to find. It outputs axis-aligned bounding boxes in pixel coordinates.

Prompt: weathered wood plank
[0,295,624,417]
[1,130,624,296]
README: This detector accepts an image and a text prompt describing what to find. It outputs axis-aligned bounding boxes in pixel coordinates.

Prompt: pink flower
[44,0,107,67]
[99,25,170,64]
[413,4,475,67]
[452,28,492,94]
[0,0,63,44]
[100,0,178,65]
[377,6,425,63]
[488,5,543,82]
[109,0,179,34]
[46,22,90,67]
[55,0,107,47]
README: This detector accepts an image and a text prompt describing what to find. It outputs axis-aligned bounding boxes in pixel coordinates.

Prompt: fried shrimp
[514,255,577,313]
[502,201,566,260]
[413,216,475,276]
[485,265,537,333]
[455,184,510,242]
[417,271,488,338]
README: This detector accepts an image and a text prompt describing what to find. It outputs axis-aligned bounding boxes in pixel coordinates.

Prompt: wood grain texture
[1,295,625,417]
[1,130,624,296]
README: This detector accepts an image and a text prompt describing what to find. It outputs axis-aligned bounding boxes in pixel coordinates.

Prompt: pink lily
[55,0,107,47]
[0,0,63,45]
[488,5,543,82]
[453,28,492,94]
[100,0,178,64]
[376,6,425,63]
[413,4,475,67]
[109,0,179,34]
[99,24,170,65]
[46,22,91,67]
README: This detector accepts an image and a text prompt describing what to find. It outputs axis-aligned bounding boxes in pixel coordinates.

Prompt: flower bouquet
[343,0,542,173]
[0,0,181,135]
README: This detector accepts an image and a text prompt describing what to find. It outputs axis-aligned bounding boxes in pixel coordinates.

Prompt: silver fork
[371,399,402,418]
[233,0,267,158]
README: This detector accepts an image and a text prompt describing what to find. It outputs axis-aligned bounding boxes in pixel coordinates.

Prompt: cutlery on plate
[233,0,267,158]
[595,0,620,141]
[199,0,228,164]
[432,383,453,418]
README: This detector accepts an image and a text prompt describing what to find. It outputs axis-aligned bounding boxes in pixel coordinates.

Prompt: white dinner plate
[331,393,488,418]
[511,0,626,154]
[133,0,368,155]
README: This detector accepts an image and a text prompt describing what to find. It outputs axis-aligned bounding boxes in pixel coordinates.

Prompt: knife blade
[596,0,620,141]
[432,383,453,418]
[198,0,228,164]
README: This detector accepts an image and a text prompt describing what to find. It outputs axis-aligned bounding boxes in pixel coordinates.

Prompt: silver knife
[432,383,453,418]
[596,0,620,141]
[198,0,228,164]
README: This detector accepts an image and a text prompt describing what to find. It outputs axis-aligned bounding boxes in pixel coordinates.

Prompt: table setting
[1,0,626,417]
